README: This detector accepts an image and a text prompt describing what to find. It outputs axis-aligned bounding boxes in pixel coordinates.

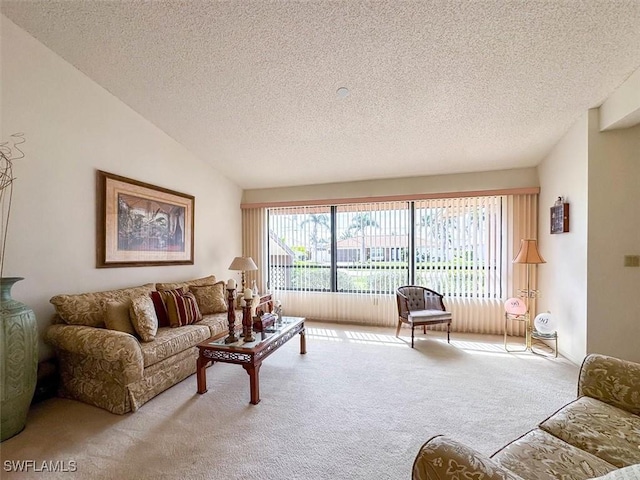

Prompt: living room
[1,2,640,479]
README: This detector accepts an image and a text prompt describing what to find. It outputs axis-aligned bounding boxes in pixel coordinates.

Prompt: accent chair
[395,286,452,348]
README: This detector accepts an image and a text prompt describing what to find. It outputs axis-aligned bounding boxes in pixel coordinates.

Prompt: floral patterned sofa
[45,275,252,414]
[412,354,640,480]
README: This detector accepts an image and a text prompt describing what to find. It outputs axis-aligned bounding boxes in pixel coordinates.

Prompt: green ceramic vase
[1,277,37,442]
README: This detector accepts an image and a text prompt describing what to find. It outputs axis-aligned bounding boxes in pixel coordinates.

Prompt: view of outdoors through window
[268,197,503,297]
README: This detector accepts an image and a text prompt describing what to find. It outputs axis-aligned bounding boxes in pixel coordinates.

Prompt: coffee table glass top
[200,316,304,351]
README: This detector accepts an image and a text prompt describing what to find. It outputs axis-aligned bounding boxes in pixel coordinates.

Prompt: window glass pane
[268,207,331,291]
[414,197,502,298]
[335,202,409,294]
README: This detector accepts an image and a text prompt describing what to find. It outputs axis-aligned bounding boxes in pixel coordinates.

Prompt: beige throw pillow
[190,282,228,315]
[104,300,137,336]
[129,294,158,342]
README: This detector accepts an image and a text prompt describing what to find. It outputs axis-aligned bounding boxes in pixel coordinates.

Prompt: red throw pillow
[150,288,185,328]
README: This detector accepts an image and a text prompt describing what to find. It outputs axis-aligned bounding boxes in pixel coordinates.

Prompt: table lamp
[228,256,258,291]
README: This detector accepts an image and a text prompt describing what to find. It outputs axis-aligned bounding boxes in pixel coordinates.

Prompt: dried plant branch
[0,133,26,278]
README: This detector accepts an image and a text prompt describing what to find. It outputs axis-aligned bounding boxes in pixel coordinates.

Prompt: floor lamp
[513,239,546,319]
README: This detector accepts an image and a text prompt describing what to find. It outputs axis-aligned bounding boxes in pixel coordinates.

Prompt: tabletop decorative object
[241,289,255,342]
[225,280,238,344]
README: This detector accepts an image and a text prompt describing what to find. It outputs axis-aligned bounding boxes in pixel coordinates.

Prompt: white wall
[587,111,640,362]
[537,113,589,365]
[538,108,640,364]
[243,167,539,205]
[1,16,242,360]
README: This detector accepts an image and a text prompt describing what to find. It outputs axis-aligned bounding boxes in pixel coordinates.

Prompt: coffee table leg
[300,328,307,354]
[197,355,209,394]
[243,363,261,405]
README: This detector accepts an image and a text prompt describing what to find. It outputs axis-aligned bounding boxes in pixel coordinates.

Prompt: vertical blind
[241,193,538,334]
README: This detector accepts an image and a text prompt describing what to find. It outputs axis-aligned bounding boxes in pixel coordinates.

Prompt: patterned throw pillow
[104,300,137,337]
[129,294,159,342]
[165,291,203,327]
[150,288,185,327]
[190,282,228,315]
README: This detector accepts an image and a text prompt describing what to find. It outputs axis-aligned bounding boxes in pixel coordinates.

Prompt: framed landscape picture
[96,170,195,267]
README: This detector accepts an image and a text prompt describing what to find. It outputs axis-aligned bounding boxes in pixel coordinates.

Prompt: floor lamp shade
[513,239,546,265]
[512,239,545,313]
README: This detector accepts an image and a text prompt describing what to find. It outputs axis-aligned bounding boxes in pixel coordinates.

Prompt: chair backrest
[396,286,446,318]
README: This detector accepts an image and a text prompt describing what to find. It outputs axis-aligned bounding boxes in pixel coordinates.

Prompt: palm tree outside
[300,213,330,263]
[347,213,379,263]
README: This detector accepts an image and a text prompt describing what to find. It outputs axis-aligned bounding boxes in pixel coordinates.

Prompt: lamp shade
[228,256,258,271]
[513,239,546,264]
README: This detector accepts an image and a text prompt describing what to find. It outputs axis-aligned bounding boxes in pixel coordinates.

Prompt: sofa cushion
[199,312,234,338]
[190,282,227,315]
[104,301,137,336]
[539,396,640,468]
[130,294,159,342]
[140,325,210,368]
[590,464,640,480]
[50,283,155,327]
[155,275,216,292]
[492,428,616,480]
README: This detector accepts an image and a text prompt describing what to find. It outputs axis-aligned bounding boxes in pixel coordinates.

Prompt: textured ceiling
[2,1,640,189]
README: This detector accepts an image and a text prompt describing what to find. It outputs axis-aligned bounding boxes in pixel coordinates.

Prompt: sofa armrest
[412,436,523,480]
[45,324,144,384]
[578,353,640,415]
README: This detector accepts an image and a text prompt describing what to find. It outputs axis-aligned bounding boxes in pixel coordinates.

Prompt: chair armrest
[578,353,640,415]
[413,436,523,480]
[45,324,144,384]
[396,293,410,320]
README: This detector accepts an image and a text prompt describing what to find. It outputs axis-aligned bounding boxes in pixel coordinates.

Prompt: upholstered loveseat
[413,354,640,480]
[45,275,253,414]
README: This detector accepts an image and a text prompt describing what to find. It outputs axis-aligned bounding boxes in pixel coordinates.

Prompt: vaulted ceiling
[2,1,640,189]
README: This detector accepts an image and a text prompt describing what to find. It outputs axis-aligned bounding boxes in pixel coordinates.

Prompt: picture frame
[96,170,195,267]
[550,202,569,234]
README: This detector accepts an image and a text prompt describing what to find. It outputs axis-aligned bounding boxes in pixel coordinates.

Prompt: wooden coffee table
[196,316,306,404]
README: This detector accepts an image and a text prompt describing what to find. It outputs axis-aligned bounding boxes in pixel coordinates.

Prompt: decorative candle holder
[242,302,255,343]
[225,288,238,344]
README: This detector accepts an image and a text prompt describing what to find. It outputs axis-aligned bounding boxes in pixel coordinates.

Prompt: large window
[268,197,504,298]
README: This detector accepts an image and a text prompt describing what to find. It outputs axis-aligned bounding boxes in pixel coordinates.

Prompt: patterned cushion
[104,301,137,336]
[166,291,203,327]
[199,313,233,337]
[139,325,210,367]
[492,428,616,480]
[155,275,216,292]
[591,464,640,480]
[50,283,155,327]
[190,282,228,315]
[539,396,640,468]
[129,294,159,342]
[150,288,185,327]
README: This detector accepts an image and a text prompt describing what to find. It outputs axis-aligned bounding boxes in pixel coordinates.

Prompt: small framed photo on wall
[550,198,569,234]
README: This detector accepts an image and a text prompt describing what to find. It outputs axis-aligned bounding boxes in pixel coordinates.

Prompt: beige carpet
[1,322,579,480]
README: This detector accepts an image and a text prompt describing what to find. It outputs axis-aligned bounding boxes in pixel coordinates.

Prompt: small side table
[504,312,531,352]
[531,330,558,358]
